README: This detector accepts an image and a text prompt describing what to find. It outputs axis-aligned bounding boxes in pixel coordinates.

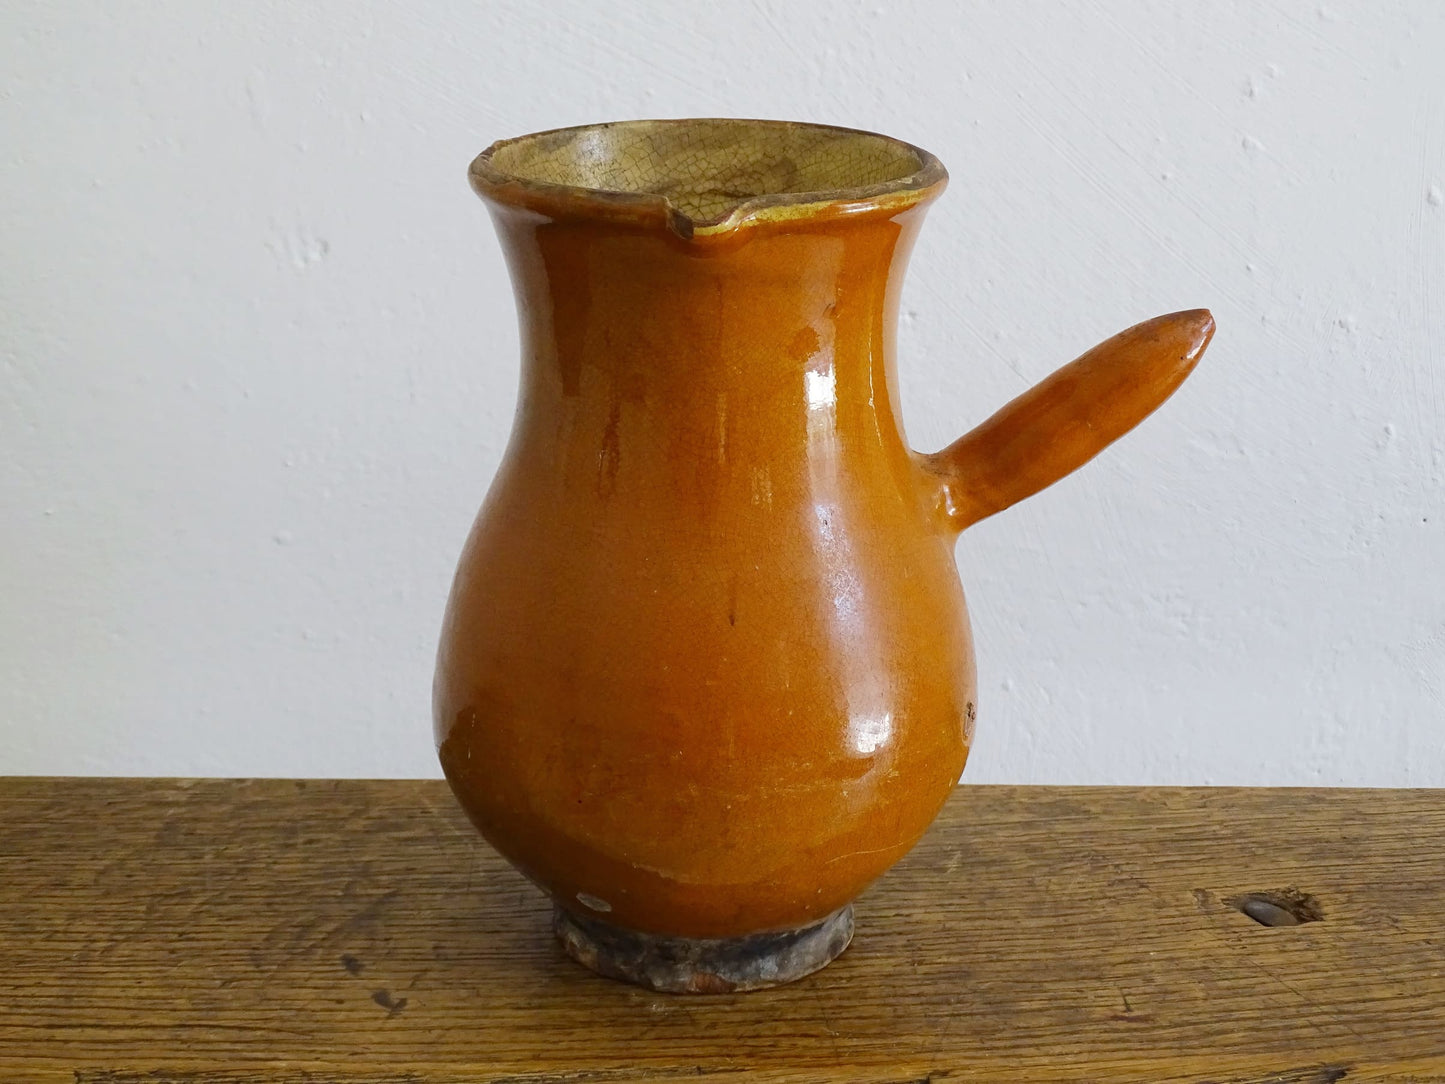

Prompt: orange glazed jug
[435,119,1213,992]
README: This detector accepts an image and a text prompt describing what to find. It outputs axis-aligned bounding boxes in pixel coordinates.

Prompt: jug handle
[919,309,1215,534]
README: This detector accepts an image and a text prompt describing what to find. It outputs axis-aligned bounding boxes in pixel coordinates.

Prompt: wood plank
[1,779,1443,1082]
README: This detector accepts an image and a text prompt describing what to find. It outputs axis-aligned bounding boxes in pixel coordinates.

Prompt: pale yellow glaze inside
[481,119,937,227]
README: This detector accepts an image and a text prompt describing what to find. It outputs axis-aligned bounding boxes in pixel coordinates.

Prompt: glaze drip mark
[597,399,621,495]
[750,467,773,507]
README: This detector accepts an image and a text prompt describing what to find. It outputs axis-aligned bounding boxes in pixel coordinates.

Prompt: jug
[435,119,1213,993]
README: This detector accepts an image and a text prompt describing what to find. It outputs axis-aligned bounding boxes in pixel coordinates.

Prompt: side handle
[921,309,1215,533]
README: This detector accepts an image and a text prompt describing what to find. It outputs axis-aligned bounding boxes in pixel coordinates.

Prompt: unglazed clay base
[553,905,855,994]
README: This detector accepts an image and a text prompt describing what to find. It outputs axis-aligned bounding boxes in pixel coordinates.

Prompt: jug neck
[488,205,932,434]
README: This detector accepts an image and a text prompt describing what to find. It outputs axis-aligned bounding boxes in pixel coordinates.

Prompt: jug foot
[553,903,854,994]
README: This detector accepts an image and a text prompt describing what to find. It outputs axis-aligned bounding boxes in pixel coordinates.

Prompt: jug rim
[469,118,948,239]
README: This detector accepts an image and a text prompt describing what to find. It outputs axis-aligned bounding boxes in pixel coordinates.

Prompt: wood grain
[2,780,1443,1082]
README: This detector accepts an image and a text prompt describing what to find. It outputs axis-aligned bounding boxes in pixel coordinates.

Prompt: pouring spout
[921,309,1215,534]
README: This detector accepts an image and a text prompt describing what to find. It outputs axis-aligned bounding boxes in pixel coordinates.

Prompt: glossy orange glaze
[436,121,1212,940]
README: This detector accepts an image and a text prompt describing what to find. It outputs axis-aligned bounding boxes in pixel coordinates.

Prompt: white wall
[3,1,1442,783]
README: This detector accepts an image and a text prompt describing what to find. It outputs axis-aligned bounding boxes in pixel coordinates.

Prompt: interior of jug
[473,118,944,230]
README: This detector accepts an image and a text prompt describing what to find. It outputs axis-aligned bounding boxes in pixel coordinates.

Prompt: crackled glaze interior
[481,119,933,224]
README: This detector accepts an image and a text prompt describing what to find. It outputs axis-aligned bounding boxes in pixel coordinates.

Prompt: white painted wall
[3,1,1442,783]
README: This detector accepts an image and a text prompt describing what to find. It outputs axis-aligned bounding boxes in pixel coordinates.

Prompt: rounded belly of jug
[434,470,976,940]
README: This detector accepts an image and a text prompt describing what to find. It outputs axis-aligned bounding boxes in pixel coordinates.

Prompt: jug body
[436,150,975,942]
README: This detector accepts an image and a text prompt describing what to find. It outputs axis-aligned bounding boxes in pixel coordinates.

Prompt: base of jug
[553,903,854,994]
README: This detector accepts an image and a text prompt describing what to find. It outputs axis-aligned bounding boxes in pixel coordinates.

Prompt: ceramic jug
[435,119,1213,993]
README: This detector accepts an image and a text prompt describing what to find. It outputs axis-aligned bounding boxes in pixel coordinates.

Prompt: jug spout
[920,309,1215,533]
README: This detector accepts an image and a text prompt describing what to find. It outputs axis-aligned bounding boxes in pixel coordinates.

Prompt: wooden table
[2,779,1443,1082]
